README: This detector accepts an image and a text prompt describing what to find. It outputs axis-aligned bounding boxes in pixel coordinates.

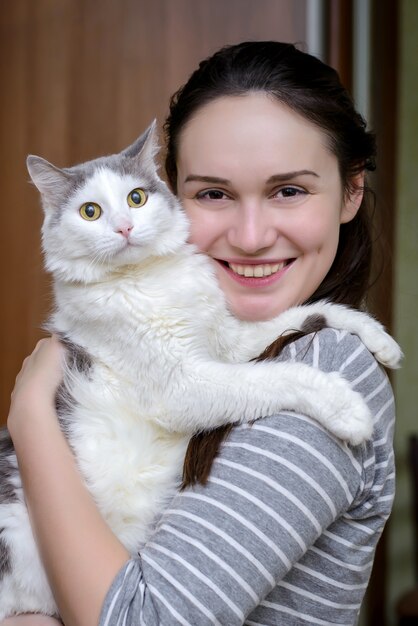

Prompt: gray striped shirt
[99,328,395,625]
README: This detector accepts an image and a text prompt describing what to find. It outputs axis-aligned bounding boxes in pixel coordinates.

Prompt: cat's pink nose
[118,225,133,238]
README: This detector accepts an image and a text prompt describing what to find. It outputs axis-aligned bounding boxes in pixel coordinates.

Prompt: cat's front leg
[155,359,373,445]
[223,301,402,369]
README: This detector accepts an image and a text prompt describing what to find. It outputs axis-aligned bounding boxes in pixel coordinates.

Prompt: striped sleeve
[99,329,395,626]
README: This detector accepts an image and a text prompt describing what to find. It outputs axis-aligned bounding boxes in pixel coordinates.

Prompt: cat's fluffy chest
[48,245,221,553]
[51,244,229,372]
[64,361,189,551]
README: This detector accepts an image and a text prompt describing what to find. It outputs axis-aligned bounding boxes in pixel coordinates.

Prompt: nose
[117,224,133,238]
[226,203,278,253]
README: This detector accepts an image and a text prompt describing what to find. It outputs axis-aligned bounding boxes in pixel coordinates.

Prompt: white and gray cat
[0,122,401,618]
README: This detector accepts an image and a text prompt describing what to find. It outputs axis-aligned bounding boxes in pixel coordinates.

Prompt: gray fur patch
[301,314,327,334]
[54,337,93,435]
[66,151,156,187]
[0,428,18,504]
[48,150,162,227]
[55,381,73,436]
[44,120,171,232]
[60,336,93,374]
[0,532,11,580]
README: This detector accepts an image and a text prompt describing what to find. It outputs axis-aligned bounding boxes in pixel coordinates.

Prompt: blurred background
[0,1,416,624]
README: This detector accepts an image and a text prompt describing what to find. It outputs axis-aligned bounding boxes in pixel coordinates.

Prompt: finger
[33,337,53,353]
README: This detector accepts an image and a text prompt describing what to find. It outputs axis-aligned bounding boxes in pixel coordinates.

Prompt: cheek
[291,210,341,253]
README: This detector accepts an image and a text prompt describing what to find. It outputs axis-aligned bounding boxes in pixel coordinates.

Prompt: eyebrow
[184,175,230,185]
[267,170,320,183]
[183,170,319,186]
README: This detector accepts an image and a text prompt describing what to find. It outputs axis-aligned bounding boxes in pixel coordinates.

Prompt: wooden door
[0,0,306,422]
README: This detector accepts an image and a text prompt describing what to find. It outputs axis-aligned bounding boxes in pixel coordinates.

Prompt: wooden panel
[0,0,306,422]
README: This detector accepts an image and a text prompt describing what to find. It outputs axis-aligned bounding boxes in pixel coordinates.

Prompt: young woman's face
[176,93,361,321]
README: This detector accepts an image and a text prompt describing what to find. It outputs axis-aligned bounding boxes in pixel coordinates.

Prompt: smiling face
[177,93,362,321]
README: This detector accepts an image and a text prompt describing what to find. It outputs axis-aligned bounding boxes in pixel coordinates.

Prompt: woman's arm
[7,337,130,626]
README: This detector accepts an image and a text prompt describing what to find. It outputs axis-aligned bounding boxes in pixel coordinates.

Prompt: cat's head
[27,122,190,283]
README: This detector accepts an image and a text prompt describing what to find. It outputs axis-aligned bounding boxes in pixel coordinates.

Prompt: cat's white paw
[307,301,403,369]
[319,372,373,446]
[365,330,403,369]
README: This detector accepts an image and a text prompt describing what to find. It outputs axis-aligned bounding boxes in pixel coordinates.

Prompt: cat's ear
[122,120,159,166]
[27,155,74,211]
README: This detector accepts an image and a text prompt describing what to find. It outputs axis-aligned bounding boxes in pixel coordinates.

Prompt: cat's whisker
[86,248,113,274]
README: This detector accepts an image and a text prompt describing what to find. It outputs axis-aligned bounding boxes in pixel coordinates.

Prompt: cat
[0,122,402,618]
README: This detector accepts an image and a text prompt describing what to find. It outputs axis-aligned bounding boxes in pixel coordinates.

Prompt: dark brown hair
[163,41,377,488]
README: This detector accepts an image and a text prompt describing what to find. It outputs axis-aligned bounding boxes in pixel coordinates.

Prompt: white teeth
[228,262,286,277]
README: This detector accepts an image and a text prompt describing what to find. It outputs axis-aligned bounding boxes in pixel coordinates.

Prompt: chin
[227,298,285,322]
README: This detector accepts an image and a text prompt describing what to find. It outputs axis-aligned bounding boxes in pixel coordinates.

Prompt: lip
[215,258,295,288]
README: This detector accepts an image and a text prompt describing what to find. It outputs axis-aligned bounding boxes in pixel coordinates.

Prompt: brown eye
[127,188,147,208]
[80,202,102,221]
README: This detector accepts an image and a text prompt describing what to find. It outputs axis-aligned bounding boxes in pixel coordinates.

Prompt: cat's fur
[0,122,401,618]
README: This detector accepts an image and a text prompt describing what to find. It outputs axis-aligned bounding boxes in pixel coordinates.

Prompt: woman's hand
[7,335,65,439]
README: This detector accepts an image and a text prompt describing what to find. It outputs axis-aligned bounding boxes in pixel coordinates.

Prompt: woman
[3,42,395,625]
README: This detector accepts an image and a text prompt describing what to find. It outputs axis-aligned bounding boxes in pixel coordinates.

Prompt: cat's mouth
[216,259,295,278]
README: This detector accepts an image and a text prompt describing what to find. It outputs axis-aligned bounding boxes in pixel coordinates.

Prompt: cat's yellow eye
[127,188,147,208]
[80,202,102,221]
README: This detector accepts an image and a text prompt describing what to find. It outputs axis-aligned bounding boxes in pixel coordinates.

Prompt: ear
[121,120,159,165]
[340,171,365,224]
[27,155,73,210]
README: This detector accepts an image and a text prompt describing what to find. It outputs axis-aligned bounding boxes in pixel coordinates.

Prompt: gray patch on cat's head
[28,120,164,226]
[0,428,19,505]
[0,532,11,580]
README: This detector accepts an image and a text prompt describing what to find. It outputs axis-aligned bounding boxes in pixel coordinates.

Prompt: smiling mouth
[218,260,294,278]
